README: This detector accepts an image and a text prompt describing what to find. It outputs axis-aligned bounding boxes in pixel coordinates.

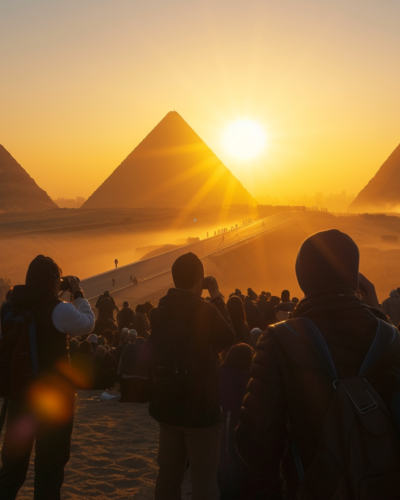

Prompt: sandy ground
[0,391,192,500]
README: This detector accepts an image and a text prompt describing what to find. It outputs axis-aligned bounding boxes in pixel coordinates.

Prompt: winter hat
[87,334,98,344]
[296,229,359,294]
[172,252,204,289]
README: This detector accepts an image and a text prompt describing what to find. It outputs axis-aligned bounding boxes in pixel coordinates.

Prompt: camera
[202,277,213,290]
[60,276,80,292]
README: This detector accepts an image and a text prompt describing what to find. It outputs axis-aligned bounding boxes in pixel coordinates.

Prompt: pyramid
[83,112,257,209]
[349,143,400,213]
[0,145,57,213]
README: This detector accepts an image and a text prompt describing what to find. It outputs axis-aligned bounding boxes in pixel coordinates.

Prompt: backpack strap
[277,318,338,381]
[359,319,397,377]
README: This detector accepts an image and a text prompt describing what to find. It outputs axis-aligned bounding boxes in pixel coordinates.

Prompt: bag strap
[277,317,397,381]
[278,318,338,381]
[359,319,397,376]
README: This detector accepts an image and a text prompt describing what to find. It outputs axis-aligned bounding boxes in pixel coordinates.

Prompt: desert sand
[0,391,192,500]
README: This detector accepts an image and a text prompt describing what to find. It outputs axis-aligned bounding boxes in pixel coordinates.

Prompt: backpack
[273,317,400,500]
[147,316,193,397]
[0,305,40,402]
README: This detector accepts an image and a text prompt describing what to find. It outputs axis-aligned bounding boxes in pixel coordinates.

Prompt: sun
[223,120,267,160]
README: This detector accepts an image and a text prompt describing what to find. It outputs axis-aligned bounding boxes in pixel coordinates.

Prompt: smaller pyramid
[349,144,400,213]
[83,112,256,209]
[0,145,57,213]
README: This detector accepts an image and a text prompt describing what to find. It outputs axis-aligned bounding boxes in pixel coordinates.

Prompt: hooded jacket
[148,288,235,427]
[236,230,400,499]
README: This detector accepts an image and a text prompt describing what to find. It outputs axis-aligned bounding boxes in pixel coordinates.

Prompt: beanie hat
[296,229,359,294]
[172,252,204,289]
[87,334,98,344]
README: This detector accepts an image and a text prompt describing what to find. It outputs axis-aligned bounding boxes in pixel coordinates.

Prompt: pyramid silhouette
[349,143,400,213]
[0,145,57,213]
[83,112,257,209]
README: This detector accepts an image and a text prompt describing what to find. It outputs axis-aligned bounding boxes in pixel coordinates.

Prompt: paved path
[80,212,302,302]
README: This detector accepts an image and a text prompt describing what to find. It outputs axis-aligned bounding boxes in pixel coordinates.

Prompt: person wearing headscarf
[236,229,400,500]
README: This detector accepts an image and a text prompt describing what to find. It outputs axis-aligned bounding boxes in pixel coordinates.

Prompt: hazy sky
[1,0,400,200]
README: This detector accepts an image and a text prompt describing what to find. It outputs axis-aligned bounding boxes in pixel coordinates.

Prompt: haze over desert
[1,0,400,499]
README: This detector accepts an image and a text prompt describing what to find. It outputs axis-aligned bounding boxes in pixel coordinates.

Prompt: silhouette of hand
[205,276,222,300]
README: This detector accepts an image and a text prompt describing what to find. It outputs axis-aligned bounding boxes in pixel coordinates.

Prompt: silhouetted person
[114,258,118,268]
[226,296,254,347]
[218,344,255,499]
[148,252,235,500]
[244,294,264,330]
[236,229,400,499]
[275,290,295,321]
[117,338,151,402]
[0,255,94,500]
[118,301,134,331]
[95,291,117,321]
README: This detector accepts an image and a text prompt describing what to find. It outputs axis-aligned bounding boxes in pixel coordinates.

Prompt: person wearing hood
[382,290,400,327]
[236,229,400,499]
[0,255,95,500]
[148,252,235,500]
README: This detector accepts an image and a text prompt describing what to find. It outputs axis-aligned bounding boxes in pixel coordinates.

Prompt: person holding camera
[148,252,235,500]
[0,255,95,500]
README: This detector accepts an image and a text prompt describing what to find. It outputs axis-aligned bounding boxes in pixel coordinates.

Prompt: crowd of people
[1,228,400,499]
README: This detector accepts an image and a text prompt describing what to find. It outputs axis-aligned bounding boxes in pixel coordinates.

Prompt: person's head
[95,345,107,358]
[97,336,105,346]
[129,329,137,342]
[142,301,155,315]
[251,328,263,345]
[120,327,129,342]
[389,290,400,299]
[247,289,258,301]
[281,290,290,302]
[397,287,400,297]
[296,229,359,295]
[266,292,271,300]
[227,295,246,325]
[292,297,299,305]
[270,296,280,306]
[265,303,279,324]
[87,334,98,348]
[123,301,129,308]
[78,340,92,354]
[103,291,110,297]
[103,329,114,345]
[26,255,62,294]
[171,252,204,295]
[221,343,254,371]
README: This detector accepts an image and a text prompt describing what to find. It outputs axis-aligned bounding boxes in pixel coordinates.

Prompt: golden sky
[1,0,400,200]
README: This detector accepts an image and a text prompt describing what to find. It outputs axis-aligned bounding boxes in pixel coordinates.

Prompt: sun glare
[223,120,267,160]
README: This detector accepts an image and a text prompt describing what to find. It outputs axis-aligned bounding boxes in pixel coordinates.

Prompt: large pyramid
[349,143,400,213]
[83,112,256,209]
[0,145,57,213]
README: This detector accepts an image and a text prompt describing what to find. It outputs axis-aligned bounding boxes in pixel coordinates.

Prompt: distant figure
[275,289,295,321]
[118,301,135,331]
[112,278,115,287]
[114,258,118,268]
[132,277,138,285]
[244,293,264,330]
[226,296,254,347]
[96,291,117,321]
[382,290,400,326]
